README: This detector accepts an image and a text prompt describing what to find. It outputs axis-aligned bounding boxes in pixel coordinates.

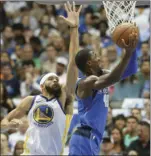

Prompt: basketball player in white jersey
[1,2,82,155]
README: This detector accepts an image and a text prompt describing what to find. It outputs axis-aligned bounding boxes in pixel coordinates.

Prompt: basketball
[112,23,139,48]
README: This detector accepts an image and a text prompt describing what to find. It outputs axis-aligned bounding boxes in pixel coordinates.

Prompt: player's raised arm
[78,29,138,92]
[59,2,82,95]
[1,96,33,130]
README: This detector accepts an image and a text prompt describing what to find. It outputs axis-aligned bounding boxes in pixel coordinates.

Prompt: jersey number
[103,94,109,107]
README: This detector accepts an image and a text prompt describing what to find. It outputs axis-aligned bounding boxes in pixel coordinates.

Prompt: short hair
[114,114,126,123]
[30,36,41,45]
[75,49,92,73]
[14,35,26,45]
[12,23,24,31]
[139,121,150,129]
[22,60,35,67]
[127,116,138,123]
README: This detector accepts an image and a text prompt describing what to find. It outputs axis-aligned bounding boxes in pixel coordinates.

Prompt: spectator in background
[127,121,150,156]
[44,5,57,27]
[14,6,38,31]
[24,28,33,43]
[1,52,15,69]
[99,19,112,48]
[52,35,67,56]
[110,127,125,155]
[56,57,68,85]
[39,24,50,47]
[14,35,26,48]
[80,32,92,49]
[41,44,57,73]
[30,2,45,22]
[13,141,24,156]
[20,60,40,97]
[1,63,20,98]
[100,135,113,155]
[140,41,150,62]
[30,36,43,57]
[79,12,100,36]
[140,59,150,98]
[135,7,150,42]
[143,99,150,123]
[22,44,33,62]
[113,114,126,131]
[131,108,142,121]
[0,82,15,120]
[1,133,11,155]
[105,107,114,135]
[12,23,24,37]
[30,36,43,69]
[9,116,28,153]
[11,45,23,67]
[1,25,14,51]
[111,75,142,101]
[123,116,139,147]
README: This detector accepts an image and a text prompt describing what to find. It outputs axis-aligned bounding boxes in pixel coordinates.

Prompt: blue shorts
[69,128,101,155]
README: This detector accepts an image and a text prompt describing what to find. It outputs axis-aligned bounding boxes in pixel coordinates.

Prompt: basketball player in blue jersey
[1,2,82,155]
[69,28,139,155]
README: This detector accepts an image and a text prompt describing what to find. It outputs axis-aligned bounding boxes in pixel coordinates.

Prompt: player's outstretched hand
[59,1,82,28]
[8,119,23,129]
[121,26,138,53]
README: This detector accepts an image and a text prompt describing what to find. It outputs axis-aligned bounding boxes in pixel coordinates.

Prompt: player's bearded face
[45,83,61,98]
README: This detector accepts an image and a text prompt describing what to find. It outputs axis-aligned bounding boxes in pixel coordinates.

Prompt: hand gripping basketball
[121,26,139,52]
[112,23,139,49]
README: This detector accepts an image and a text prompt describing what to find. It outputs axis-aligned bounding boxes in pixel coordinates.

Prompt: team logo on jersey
[33,105,54,127]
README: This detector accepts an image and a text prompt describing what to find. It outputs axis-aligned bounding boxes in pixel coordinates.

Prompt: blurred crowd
[0,1,150,156]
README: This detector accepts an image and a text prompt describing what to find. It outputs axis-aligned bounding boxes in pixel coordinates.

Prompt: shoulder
[77,76,99,98]
[17,96,35,112]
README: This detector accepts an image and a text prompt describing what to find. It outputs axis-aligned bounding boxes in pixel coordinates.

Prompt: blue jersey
[75,50,137,138]
[76,79,109,137]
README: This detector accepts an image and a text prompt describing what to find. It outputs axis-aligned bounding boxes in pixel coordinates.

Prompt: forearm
[121,50,137,80]
[69,27,78,62]
[66,27,79,94]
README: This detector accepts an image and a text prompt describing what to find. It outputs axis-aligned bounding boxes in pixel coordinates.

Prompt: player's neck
[42,92,54,99]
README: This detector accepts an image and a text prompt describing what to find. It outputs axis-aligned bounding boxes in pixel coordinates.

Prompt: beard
[45,84,62,98]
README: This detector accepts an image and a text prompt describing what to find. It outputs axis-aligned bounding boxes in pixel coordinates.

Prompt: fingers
[64,1,82,13]
[122,39,128,47]
[64,3,69,13]
[77,5,82,14]
[67,1,72,12]
[73,1,75,12]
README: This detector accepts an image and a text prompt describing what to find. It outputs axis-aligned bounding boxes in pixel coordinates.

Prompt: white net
[103,1,136,33]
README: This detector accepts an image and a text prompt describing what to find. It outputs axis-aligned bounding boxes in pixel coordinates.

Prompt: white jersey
[23,95,66,155]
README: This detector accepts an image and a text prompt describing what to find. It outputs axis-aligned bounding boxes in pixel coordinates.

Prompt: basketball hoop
[102,1,136,33]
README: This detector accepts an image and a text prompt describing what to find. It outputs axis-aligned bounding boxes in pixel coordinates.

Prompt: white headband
[40,73,58,85]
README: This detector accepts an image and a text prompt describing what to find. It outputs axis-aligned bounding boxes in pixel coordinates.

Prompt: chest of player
[28,96,64,128]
